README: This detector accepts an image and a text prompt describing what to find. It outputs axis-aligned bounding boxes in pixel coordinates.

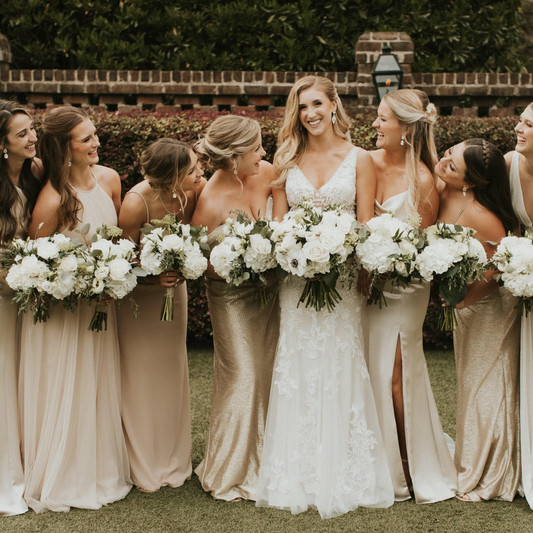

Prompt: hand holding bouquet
[415,222,487,330]
[139,214,209,321]
[209,212,277,307]
[272,201,360,312]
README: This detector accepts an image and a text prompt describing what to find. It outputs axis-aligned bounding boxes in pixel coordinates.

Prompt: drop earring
[462,185,467,197]
[400,135,406,146]
[172,187,177,199]
[68,159,72,168]
[331,111,337,125]
[233,160,238,178]
[3,148,7,159]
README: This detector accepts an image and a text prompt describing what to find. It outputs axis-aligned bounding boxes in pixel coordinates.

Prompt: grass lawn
[3,348,532,533]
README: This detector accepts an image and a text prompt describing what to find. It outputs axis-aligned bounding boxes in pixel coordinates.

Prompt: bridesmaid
[0,101,41,516]
[437,138,519,502]
[367,89,457,503]
[117,138,205,492]
[191,115,280,501]
[20,106,131,512]
[505,102,533,508]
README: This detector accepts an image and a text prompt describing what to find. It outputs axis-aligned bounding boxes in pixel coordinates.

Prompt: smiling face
[4,112,37,162]
[298,86,337,137]
[434,142,468,190]
[236,134,265,176]
[372,100,406,150]
[515,105,533,156]
[180,150,204,191]
[69,118,100,167]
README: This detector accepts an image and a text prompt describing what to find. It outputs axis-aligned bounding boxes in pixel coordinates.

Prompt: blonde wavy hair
[274,75,351,186]
[382,89,438,217]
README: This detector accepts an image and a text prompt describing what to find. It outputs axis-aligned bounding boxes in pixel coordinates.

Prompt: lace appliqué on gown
[256,147,394,519]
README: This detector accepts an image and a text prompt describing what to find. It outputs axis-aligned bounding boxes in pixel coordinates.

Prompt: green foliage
[0,0,525,72]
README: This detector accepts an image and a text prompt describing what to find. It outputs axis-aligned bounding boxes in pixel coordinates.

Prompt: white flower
[181,250,208,279]
[108,258,131,282]
[161,234,185,253]
[35,238,60,260]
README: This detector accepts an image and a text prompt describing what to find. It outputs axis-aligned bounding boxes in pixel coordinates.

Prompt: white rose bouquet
[209,212,277,308]
[83,225,142,331]
[491,231,533,316]
[356,213,424,307]
[272,201,360,312]
[415,222,487,330]
[1,232,92,323]
[139,214,209,321]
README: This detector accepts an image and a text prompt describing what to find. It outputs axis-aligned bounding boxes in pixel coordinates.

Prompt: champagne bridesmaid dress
[509,150,533,506]
[19,175,131,512]
[0,189,28,516]
[367,192,457,503]
[117,190,192,492]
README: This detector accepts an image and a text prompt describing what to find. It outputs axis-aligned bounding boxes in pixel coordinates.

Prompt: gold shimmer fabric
[117,282,192,492]
[195,278,280,501]
[453,287,520,501]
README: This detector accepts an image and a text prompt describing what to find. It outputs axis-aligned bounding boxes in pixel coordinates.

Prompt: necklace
[384,165,406,176]
[159,194,183,216]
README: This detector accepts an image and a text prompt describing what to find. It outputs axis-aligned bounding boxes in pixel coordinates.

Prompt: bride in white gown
[256,75,394,519]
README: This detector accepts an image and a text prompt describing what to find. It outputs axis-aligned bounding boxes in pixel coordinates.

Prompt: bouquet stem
[89,302,108,332]
[298,279,342,312]
[438,305,457,331]
[160,286,174,321]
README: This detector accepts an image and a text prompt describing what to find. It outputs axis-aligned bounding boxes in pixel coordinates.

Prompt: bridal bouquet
[415,222,487,330]
[209,212,277,307]
[491,232,533,316]
[139,215,209,321]
[355,213,424,307]
[1,233,92,323]
[272,201,360,311]
[83,226,141,331]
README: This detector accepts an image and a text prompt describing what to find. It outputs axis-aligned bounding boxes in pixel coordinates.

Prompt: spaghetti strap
[125,190,150,224]
[453,199,474,225]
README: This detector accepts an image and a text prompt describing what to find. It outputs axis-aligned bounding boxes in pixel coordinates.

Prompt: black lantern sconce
[372,44,403,102]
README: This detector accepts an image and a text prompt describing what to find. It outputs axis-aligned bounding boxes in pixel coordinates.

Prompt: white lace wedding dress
[256,147,394,519]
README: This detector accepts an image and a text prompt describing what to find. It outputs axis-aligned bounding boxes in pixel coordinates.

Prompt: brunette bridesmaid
[118,139,205,492]
[20,106,131,512]
[437,138,519,502]
[0,100,41,516]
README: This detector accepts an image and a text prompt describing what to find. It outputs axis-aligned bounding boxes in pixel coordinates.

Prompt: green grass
[3,349,532,533]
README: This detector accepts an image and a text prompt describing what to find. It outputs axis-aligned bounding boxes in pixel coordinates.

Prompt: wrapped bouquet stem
[161,286,175,321]
[89,302,109,331]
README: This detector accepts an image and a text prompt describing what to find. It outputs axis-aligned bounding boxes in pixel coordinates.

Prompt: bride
[256,75,394,519]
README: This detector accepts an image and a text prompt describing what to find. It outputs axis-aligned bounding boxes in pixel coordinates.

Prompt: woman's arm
[355,150,376,224]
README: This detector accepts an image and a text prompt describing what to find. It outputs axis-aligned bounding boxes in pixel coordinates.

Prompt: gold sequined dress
[195,225,280,501]
[454,287,520,500]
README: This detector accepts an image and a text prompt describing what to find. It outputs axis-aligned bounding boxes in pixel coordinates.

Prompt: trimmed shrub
[31,108,521,347]
[0,1,525,73]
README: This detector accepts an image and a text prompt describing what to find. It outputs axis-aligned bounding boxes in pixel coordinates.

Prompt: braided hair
[463,138,517,233]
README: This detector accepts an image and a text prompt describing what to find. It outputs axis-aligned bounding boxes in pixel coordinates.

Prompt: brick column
[355,31,414,108]
[0,33,11,81]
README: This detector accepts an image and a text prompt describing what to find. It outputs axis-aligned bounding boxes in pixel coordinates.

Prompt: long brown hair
[38,106,87,230]
[0,100,41,244]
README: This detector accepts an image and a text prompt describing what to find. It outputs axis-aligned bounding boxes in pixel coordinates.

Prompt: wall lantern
[372,44,403,102]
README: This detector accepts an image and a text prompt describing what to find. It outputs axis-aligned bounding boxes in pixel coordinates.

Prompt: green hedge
[33,109,522,346]
[0,1,524,72]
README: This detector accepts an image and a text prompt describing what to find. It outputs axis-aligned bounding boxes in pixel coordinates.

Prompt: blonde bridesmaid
[20,106,131,512]
[0,100,41,516]
[437,138,519,502]
[367,89,457,503]
[191,115,280,501]
[118,139,205,492]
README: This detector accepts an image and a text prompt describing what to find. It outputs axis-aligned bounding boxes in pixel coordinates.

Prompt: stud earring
[331,111,337,125]
[462,185,467,197]
[400,135,406,146]
[3,148,7,159]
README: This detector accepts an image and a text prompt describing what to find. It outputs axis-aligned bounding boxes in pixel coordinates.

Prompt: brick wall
[1,32,532,116]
